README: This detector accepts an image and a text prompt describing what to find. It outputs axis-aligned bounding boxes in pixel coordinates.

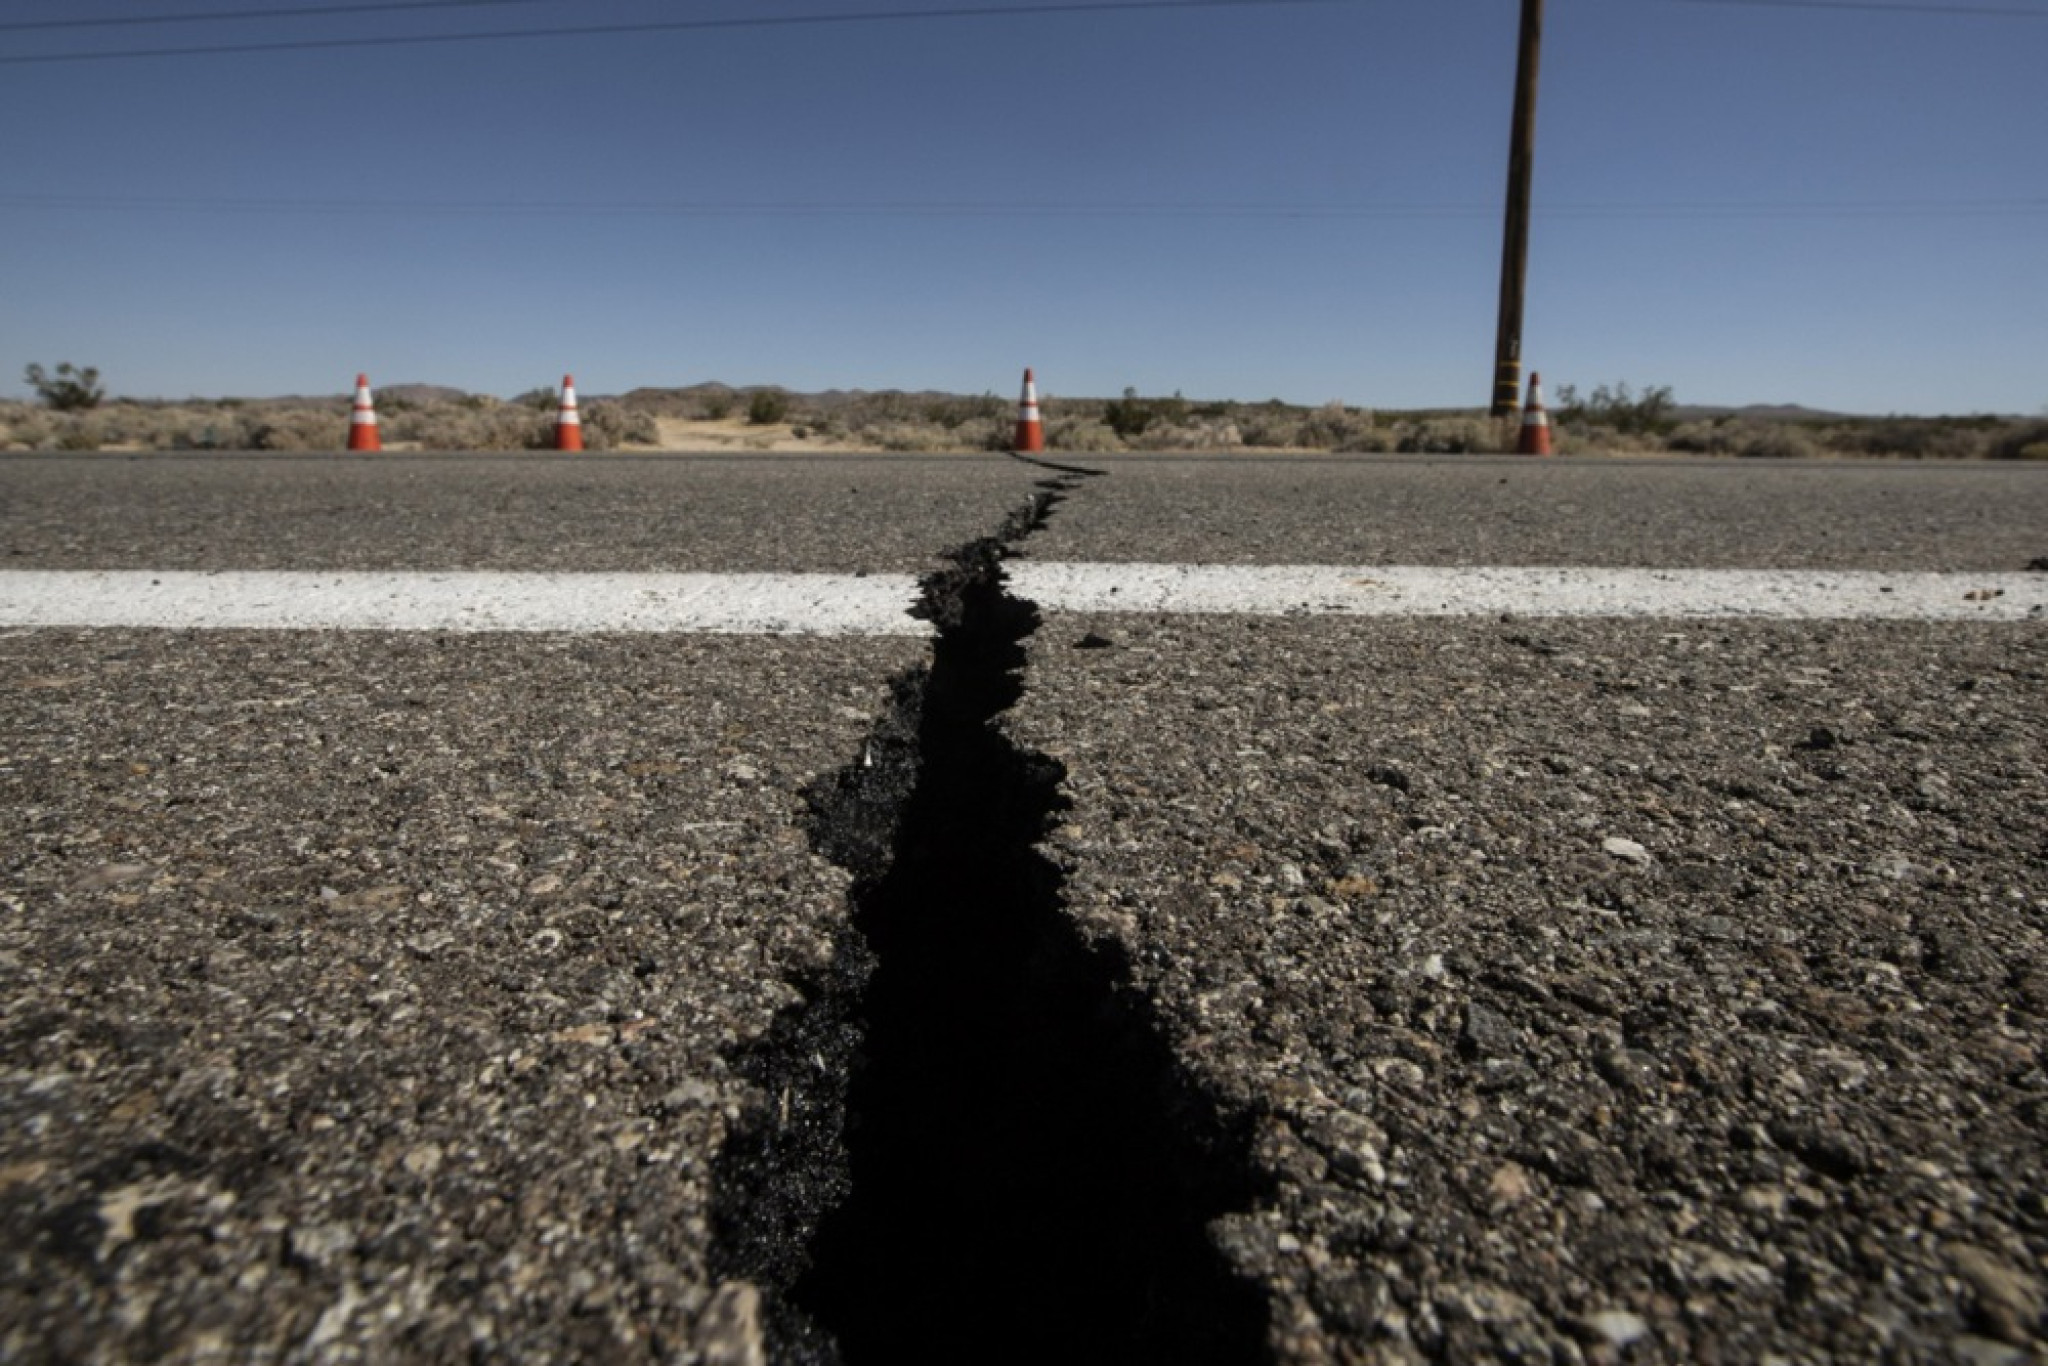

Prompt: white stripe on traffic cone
[556,374,584,452]
[1014,367,1044,453]
[348,373,381,452]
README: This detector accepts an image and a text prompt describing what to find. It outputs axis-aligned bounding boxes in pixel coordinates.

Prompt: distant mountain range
[1670,403,1851,422]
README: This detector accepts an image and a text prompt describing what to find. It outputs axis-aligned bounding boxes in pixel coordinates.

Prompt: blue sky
[2,0,2041,413]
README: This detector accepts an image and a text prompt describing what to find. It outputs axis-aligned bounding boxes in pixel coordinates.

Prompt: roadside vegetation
[4,366,2042,458]
[2,369,657,452]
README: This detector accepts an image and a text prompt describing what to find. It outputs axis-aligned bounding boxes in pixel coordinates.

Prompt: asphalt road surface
[3,452,2044,1365]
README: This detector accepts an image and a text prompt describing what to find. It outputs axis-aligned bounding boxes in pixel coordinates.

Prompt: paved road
[2,453,2044,1365]
[0,451,1049,573]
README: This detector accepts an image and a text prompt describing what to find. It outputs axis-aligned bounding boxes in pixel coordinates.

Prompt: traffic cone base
[1517,371,1553,457]
[348,373,381,452]
[1013,367,1045,454]
[555,373,584,453]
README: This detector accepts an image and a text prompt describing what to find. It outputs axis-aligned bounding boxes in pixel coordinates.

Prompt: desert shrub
[921,394,1004,430]
[52,416,104,450]
[239,407,342,451]
[1100,388,1192,440]
[1046,417,1124,453]
[1296,402,1383,452]
[1394,416,1502,454]
[747,389,791,425]
[1555,421,1649,454]
[25,362,105,411]
[82,402,242,450]
[1229,411,1282,445]
[1667,418,1836,459]
[1671,418,1813,459]
[1,402,199,449]
[31,402,117,447]
[1729,421,1819,459]
[1665,420,1739,456]
[1100,388,1152,439]
[1335,424,1398,453]
[582,402,658,449]
[862,422,960,453]
[1234,403,1307,448]
[165,410,241,450]
[841,392,919,426]
[1878,420,1989,459]
[1989,421,2048,461]
[1814,418,1990,460]
[976,418,1024,452]
[512,386,558,411]
[1554,381,1675,437]
[830,398,1009,452]
[1226,402,1414,451]
[0,402,53,449]
[1126,419,1243,452]
[372,399,546,450]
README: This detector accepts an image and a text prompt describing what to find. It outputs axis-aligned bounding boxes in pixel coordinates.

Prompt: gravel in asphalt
[1010,613,2048,1364]
[1020,456,2048,573]
[4,452,2046,1365]
[0,453,1050,575]
[0,628,919,1363]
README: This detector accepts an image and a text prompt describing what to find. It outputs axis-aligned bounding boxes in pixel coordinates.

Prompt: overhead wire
[0,192,2040,220]
[5,0,2039,63]
[0,0,558,34]
[0,0,1364,65]
[3,0,2034,223]
[1667,0,2047,16]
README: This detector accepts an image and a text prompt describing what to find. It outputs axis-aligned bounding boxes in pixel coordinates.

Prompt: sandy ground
[646,417,888,454]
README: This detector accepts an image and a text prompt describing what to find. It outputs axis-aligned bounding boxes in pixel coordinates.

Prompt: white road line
[1011,563,2048,622]
[0,566,2041,634]
[0,571,930,636]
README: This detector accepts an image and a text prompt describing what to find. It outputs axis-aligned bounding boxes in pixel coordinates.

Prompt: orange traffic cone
[555,374,584,452]
[1516,371,1554,456]
[1013,367,1045,454]
[348,373,381,452]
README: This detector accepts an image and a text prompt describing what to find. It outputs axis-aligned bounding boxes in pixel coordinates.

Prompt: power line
[1669,0,2048,16]
[0,0,555,34]
[1,191,2040,220]
[6,0,2034,65]
[0,0,1363,65]
[1545,198,2048,218]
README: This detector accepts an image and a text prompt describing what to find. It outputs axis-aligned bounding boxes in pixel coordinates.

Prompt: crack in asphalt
[708,467,1271,1364]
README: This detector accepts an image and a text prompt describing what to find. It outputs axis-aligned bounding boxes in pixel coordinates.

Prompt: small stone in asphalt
[1952,1337,2031,1366]
[1602,836,1651,865]
[1582,1309,1651,1349]
[1945,1244,2046,1346]
[1366,763,1412,793]
[1594,1048,1658,1092]
[1797,724,1843,750]
[1460,1002,1520,1059]
[695,1281,767,1366]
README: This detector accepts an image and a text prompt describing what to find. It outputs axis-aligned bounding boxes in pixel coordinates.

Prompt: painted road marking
[0,571,928,636]
[0,566,2041,634]
[1009,563,2048,622]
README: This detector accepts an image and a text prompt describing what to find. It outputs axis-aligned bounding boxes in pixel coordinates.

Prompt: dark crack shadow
[708,478,1270,1365]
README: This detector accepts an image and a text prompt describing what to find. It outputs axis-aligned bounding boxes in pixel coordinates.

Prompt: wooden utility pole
[1491,0,1543,417]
